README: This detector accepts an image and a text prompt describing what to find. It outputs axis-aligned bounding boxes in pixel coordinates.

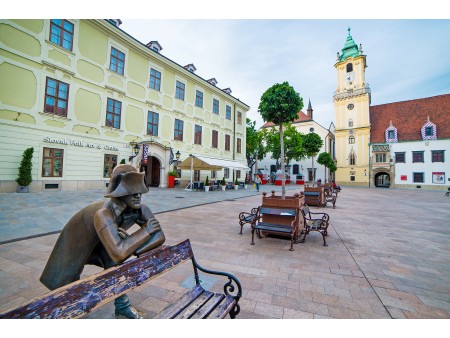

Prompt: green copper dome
[339,27,360,62]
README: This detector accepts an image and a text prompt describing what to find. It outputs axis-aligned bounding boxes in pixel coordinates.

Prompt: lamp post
[129,143,140,162]
[175,150,180,175]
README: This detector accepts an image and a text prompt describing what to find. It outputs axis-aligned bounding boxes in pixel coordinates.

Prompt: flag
[142,144,148,164]
[169,147,174,165]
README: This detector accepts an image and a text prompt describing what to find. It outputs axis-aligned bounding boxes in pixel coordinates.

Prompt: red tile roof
[369,94,450,143]
[261,110,312,128]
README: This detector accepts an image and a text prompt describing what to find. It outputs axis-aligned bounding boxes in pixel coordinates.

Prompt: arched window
[346,63,353,72]
[348,119,353,127]
[293,164,299,174]
[349,135,355,144]
[349,150,356,166]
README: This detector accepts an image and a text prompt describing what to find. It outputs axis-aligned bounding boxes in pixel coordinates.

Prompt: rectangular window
[395,152,405,163]
[212,130,218,148]
[388,130,395,139]
[225,134,230,151]
[110,47,125,75]
[103,154,117,178]
[194,170,200,182]
[174,119,184,141]
[375,153,386,163]
[350,175,355,182]
[175,81,185,100]
[224,168,230,179]
[194,124,202,145]
[237,111,242,125]
[195,90,203,108]
[226,105,231,120]
[425,127,433,136]
[432,150,445,162]
[42,147,64,177]
[236,170,241,179]
[211,170,216,179]
[413,172,424,183]
[237,138,242,153]
[412,151,424,163]
[45,77,69,117]
[213,98,219,114]
[149,68,161,91]
[147,111,159,136]
[50,19,74,51]
[106,98,121,129]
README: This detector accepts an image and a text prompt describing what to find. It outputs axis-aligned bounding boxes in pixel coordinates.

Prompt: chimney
[146,41,163,53]
[307,99,313,120]
[207,78,218,86]
[184,64,196,73]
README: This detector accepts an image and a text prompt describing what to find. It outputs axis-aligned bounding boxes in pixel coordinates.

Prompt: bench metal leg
[251,228,255,245]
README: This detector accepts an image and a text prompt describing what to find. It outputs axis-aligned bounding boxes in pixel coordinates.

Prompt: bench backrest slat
[259,207,296,217]
[0,240,194,319]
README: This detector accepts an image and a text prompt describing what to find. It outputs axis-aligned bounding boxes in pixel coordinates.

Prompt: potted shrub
[120,159,126,164]
[16,147,34,193]
[221,177,226,191]
[234,178,239,190]
[204,176,210,192]
[168,170,177,188]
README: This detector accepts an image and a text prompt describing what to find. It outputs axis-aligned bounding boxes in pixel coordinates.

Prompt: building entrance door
[143,156,161,187]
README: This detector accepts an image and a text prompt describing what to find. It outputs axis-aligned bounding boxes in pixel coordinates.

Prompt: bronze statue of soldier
[40,164,165,318]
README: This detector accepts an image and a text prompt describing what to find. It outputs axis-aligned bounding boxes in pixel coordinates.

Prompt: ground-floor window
[103,154,118,178]
[236,170,241,179]
[224,168,230,179]
[413,172,424,183]
[211,170,216,179]
[42,147,64,177]
[194,170,200,182]
[350,175,355,182]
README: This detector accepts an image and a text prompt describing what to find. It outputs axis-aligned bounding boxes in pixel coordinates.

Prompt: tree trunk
[280,123,285,199]
[311,156,315,186]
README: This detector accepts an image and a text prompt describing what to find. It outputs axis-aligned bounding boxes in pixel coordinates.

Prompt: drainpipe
[368,143,371,187]
[233,103,236,182]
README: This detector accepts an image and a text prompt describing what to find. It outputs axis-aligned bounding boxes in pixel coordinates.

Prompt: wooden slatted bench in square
[250,206,300,251]
[0,239,242,319]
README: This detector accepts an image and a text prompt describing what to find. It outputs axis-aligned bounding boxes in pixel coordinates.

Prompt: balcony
[333,85,371,102]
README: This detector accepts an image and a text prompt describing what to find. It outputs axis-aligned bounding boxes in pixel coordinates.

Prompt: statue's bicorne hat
[104,164,149,198]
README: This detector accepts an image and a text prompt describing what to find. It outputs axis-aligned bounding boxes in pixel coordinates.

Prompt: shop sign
[44,137,118,151]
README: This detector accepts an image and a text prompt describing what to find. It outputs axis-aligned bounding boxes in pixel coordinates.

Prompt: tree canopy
[317,152,337,181]
[246,118,267,177]
[258,82,303,198]
[302,132,323,184]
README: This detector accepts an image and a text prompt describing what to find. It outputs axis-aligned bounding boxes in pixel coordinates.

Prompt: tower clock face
[346,71,355,83]
[347,103,354,110]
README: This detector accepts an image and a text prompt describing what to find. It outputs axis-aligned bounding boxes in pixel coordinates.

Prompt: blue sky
[120,19,450,129]
[10,1,450,131]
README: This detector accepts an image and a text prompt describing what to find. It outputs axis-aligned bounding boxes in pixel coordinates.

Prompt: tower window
[349,151,356,165]
[348,119,353,127]
[349,135,355,144]
[346,63,353,73]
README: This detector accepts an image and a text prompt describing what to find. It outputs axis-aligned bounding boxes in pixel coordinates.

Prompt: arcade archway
[142,155,161,187]
[374,172,390,188]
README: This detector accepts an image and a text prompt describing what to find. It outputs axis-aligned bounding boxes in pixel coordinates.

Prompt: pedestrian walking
[254,175,262,192]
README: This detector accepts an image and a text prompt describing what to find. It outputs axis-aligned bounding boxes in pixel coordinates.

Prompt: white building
[258,100,335,184]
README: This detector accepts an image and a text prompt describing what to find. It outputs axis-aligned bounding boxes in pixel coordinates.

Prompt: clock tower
[333,28,371,186]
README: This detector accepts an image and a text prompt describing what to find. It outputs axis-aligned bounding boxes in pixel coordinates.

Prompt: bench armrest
[191,256,242,317]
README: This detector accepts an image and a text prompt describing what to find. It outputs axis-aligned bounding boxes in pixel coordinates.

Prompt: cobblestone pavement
[0,185,449,320]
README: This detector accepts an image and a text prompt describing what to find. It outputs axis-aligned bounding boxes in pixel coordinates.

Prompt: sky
[119,19,450,130]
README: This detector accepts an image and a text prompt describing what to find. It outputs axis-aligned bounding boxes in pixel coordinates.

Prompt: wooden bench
[0,239,242,319]
[300,206,330,246]
[238,207,258,234]
[250,206,300,251]
[304,191,322,207]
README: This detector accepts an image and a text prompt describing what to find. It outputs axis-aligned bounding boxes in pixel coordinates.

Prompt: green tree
[317,152,336,182]
[262,124,306,167]
[246,118,268,181]
[258,82,303,198]
[16,147,34,187]
[303,133,323,184]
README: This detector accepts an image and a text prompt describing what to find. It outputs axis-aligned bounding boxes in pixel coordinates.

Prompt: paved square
[0,186,449,319]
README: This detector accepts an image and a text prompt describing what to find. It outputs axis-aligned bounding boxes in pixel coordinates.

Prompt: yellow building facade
[0,19,249,192]
[333,28,371,186]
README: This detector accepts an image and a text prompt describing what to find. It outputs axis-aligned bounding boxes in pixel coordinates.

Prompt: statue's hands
[143,218,161,235]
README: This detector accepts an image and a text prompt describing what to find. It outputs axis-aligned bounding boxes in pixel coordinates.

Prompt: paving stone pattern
[0,185,449,319]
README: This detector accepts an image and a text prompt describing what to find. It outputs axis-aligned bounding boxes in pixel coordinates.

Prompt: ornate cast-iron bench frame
[250,206,300,251]
[0,239,242,319]
[300,206,330,246]
[238,207,258,234]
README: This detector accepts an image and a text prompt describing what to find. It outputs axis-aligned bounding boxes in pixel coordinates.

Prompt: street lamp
[175,150,181,161]
[133,144,140,156]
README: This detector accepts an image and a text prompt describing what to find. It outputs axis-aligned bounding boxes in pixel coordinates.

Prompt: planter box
[16,186,30,193]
